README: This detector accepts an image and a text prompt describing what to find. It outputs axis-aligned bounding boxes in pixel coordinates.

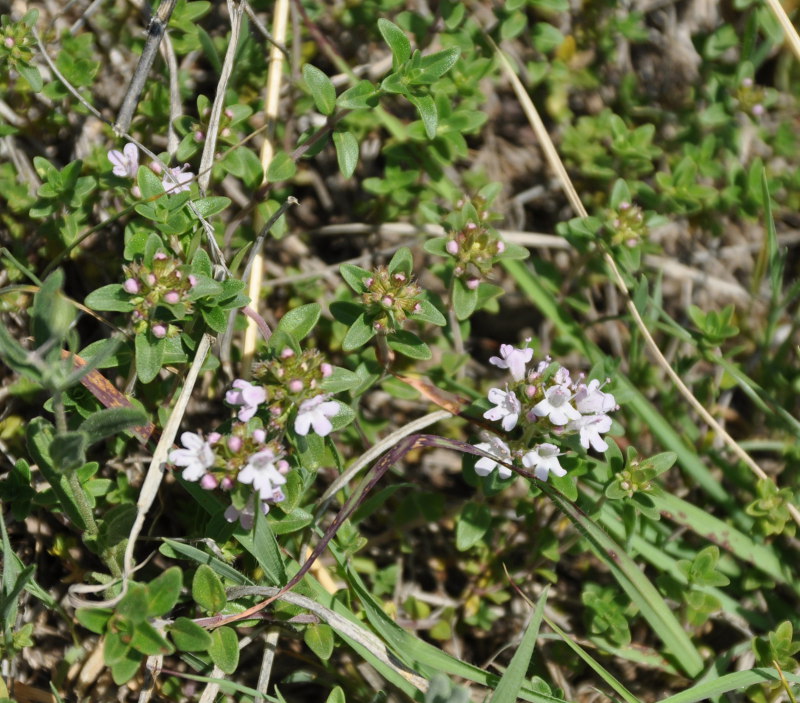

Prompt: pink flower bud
[253,428,266,443]
[123,278,140,294]
[466,222,478,231]
[321,363,333,378]
[277,460,290,474]
[619,201,630,211]
[194,131,205,142]
[149,162,162,175]
[364,277,374,288]
[188,274,198,287]
[412,303,422,314]
[288,379,303,393]
[147,273,157,286]
[4,37,15,48]
[227,435,243,452]
[154,252,168,261]
[495,241,505,254]
[752,103,765,116]
[446,240,459,255]
[466,277,480,290]
[393,273,406,282]
[220,477,234,490]
[742,77,753,87]
[281,348,295,359]
[382,295,394,307]
[225,108,235,119]
[164,290,180,304]
[271,406,282,416]
[373,321,384,332]
[208,432,222,444]
[132,310,143,320]
[131,185,142,199]
[220,128,231,138]
[525,385,537,398]
[151,323,167,338]
[200,474,218,490]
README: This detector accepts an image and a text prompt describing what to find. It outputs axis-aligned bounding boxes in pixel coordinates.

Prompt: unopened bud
[227,436,243,452]
[208,432,222,444]
[188,274,198,287]
[495,241,505,254]
[123,278,140,294]
[281,348,294,359]
[320,362,333,378]
[277,459,290,474]
[200,474,218,490]
[619,201,630,211]
[466,222,478,231]
[220,127,231,138]
[147,273,157,286]
[225,108,235,119]
[412,302,422,314]
[393,273,406,283]
[149,161,162,175]
[382,295,393,307]
[253,428,266,443]
[466,277,480,290]
[151,323,167,339]
[164,290,180,304]
[194,131,205,142]
[446,240,459,255]
[752,103,765,116]
[288,379,303,393]
[742,77,753,87]
[131,185,142,199]
[364,277,373,288]
[4,37,15,48]
[154,252,168,261]
[220,477,234,490]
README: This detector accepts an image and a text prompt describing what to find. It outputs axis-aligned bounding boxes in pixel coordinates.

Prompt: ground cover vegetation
[1,0,799,701]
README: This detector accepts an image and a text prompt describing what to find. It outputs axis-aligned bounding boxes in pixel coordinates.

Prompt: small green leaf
[408,93,438,139]
[342,314,377,351]
[75,607,113,635]
[208,626,239,674]
[377,18,411,66]
[104,630,130,665]
[336,80,379,109]
[137,165,164,200]
[145,566,183,617]
[117,583,150,623]
[339,263,373,293]
[49,431,88,472]
[111,650,142,685]
[192,564,227,614]
[456,501,491,551]
[276,303,321,342]
[333,131,359,178]
[129,620,174,656]
[415,47,461,82]
[135,332,166,384]
[304,623,335,661]
[193,196,231,217]
[387,246,413,275]
[320,367,361,393]
[85,284,135,313]
[452,277,478,320]
[267,151,297,182]
[202,305,228,333]
[79,407,148,446]
[17,63,43,92]
[303,64,336,116]
[410,298,446,326]
[32,270,74,349]
[387,330,431,360]
[169,617,213,652]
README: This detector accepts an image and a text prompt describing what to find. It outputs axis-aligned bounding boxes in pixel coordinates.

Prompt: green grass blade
[658,668,800,703]
[490,587,548,703]
[542,485,704,677]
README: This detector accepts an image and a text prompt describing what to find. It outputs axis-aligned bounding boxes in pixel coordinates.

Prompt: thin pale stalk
[763,0,800,62]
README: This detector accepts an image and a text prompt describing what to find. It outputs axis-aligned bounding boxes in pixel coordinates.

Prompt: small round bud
[220,477,234,490]
[194,131,205,142]
[466,277,480,290]
[4,37,15,48]
[364,277,374,288]
[149,161,162,175]
[225,108,235,119]
[412,302,422,314]
[200,474,218,490]
[154,252,168,260]
[188,274,198,287]
[742,77,753,87]
[151,323,167,339]
[147,273,157,286]
[281,348,294,359]
[393,273,406,283]
[253,428,266,443]
[220,128,231,138]
[123,278,140,294]
[619,201,630,211]
[271,405,282,416]
[131,185,142,199]
[208,432,222,444]
[277,459,290,474]
[495,241,505,254]
[382,295,394,307]
[466,222,478,231]
[288,379,303,393]
[164,290,180,304]
[525,385,536,398]
[446,240,459,255]
[620,480,631,491]
[227,436,243,452]
[752,103,765,116]
[320,362,333,378]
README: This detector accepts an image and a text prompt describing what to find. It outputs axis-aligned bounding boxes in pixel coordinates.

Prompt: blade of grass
[658,668,800,703]
[490,587,548,703]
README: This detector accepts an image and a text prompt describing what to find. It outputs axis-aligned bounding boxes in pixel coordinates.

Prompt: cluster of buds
[0,12,36,67]
[191,106,239,144]
[169,425,291,529]
[473,341,618,482]
[736,77,765,118]
[445,197,505,287]
[122,252,197,338]
[605,201,647,248]
[607,459,654,499]
[360,266,424,334]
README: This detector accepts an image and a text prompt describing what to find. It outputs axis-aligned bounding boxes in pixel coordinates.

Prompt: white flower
[294,395,339,437]
[489,342,533,381]
[531,385,581,426]
[162,164,194,193]
[238,448,287,498]
[108,143,139,178]
[568,414,613,452]
[226,379,266,422]
[473,436,513,479]
[522,443,566,481]
[483,387,521,431]
[169,431,215,481]
[574,379,616,415]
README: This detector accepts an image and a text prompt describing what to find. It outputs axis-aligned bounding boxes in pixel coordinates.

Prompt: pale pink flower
[169,432,215,481]
[489,342,533,381]
[531,385,580,426]
[108,143,139,178]
[295,394,339,437]
[568,414,613,453]
[473,436,513,479]
[162,164,194,193]
[483,388,521,431]
[521,443,566,481]
[238,448,287,498]
[226,379,266,422]
[574,379,616,415]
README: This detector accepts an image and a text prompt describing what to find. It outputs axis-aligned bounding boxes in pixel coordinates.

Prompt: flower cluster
[225,348,341,438]
[169,426,290,529]
[121,252,197,338]
[605,201,647,248]
[0,12,36,69]
[736,77,765,118]
[107,143,194,194]
[444,199,505,289]
[360,266,424,334]
[473,341,618,482]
